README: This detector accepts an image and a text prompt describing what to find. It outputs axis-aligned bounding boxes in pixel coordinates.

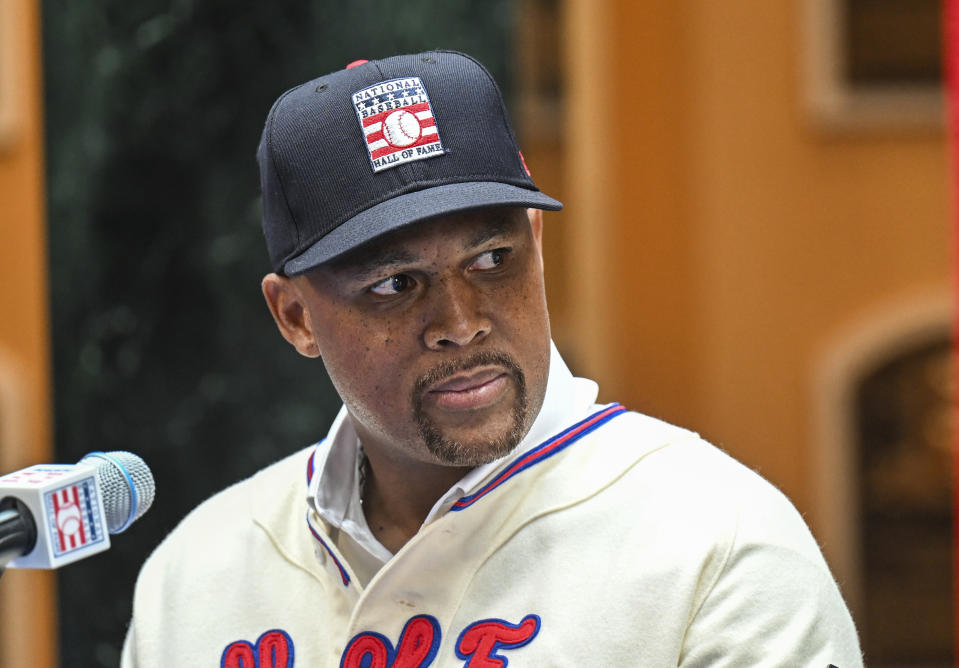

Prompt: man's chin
[412,351,531,467]
[424,436,521,468]
[418,416,528,467]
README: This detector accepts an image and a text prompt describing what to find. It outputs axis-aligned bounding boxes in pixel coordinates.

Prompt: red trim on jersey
[451,404,627,511]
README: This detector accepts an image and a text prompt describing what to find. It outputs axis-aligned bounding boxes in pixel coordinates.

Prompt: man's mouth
[425,367,511,412]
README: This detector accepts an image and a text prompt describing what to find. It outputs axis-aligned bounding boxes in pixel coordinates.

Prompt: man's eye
[471,248,509,271]
[369,274,414,296]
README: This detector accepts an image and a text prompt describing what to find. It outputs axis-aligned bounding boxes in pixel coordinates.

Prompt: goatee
[412,351,529,466]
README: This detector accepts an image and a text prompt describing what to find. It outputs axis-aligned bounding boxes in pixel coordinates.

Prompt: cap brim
[283,181,562,275]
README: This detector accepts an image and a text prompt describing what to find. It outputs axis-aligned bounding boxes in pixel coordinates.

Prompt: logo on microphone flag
[45,478,106,556]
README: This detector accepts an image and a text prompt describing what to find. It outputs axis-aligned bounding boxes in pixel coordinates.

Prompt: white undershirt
[306,342,600,584]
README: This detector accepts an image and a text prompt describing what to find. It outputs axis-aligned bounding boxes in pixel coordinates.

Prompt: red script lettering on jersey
[340,615,440,668]
[221,629,294,668]
[220,614,540,667]
[455,615,541,668]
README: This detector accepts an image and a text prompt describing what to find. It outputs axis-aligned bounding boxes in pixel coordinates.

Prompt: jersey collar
[306,341,599,561]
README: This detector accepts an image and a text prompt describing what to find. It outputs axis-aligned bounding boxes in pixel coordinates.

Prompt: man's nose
[422,277,491,350]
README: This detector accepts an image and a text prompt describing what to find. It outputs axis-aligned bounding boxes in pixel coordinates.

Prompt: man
[122,51,862,666]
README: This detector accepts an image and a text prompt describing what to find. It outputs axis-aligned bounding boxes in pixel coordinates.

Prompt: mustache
[413,351,524,397]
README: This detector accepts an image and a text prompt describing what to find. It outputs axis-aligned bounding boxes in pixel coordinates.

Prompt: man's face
[277,207,551,469]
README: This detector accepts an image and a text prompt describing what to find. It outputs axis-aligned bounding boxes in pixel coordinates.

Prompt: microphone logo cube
[46,478,105,556]
[1,463,111,569]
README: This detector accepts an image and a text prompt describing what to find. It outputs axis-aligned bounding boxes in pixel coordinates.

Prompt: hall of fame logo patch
[353,77,444,173]
[45,478,105,556]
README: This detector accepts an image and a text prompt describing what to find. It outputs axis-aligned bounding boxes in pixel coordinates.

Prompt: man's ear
[261,273,321,358]
[527,208,545,269]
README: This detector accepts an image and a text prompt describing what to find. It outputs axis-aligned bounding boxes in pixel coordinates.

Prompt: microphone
[0,451,155,571]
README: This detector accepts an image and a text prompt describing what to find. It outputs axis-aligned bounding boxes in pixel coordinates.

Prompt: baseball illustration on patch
[352,76,444,173]
[383,110,421,147]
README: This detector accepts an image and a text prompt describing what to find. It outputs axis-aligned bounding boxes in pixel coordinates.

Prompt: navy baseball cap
[257,50,563,276]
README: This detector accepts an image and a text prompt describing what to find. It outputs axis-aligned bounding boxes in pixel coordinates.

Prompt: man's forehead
[322,207,528,273]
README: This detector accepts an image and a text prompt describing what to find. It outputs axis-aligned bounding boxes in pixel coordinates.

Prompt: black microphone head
[78,451,155,534]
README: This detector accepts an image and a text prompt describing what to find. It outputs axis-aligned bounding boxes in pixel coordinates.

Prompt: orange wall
[0,0,56,665]
[560,0,950,527]
[686,0,949,515]
[560,0,706,426]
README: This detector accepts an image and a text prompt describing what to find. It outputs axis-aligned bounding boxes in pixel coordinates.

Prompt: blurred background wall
[553,2,953,663]
[0,0,56,665]
[0,0,952,665]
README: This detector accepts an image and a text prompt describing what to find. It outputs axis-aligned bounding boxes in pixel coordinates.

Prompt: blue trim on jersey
[306,511,351,586]
[304,439,352,586]
[451,404,626,512]
[305,439,326,485]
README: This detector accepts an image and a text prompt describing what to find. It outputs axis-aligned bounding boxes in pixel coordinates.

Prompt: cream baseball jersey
[121,355,862,667]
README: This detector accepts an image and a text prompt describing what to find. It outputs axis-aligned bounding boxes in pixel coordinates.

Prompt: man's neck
[360,448,472,554]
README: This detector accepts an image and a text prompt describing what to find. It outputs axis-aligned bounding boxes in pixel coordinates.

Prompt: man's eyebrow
[338,248,418,280]
[330,212,522,279]
[466,226,506,249]
[465,217,518,249]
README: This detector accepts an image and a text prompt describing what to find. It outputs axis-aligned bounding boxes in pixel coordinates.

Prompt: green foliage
[43,1,514,664]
